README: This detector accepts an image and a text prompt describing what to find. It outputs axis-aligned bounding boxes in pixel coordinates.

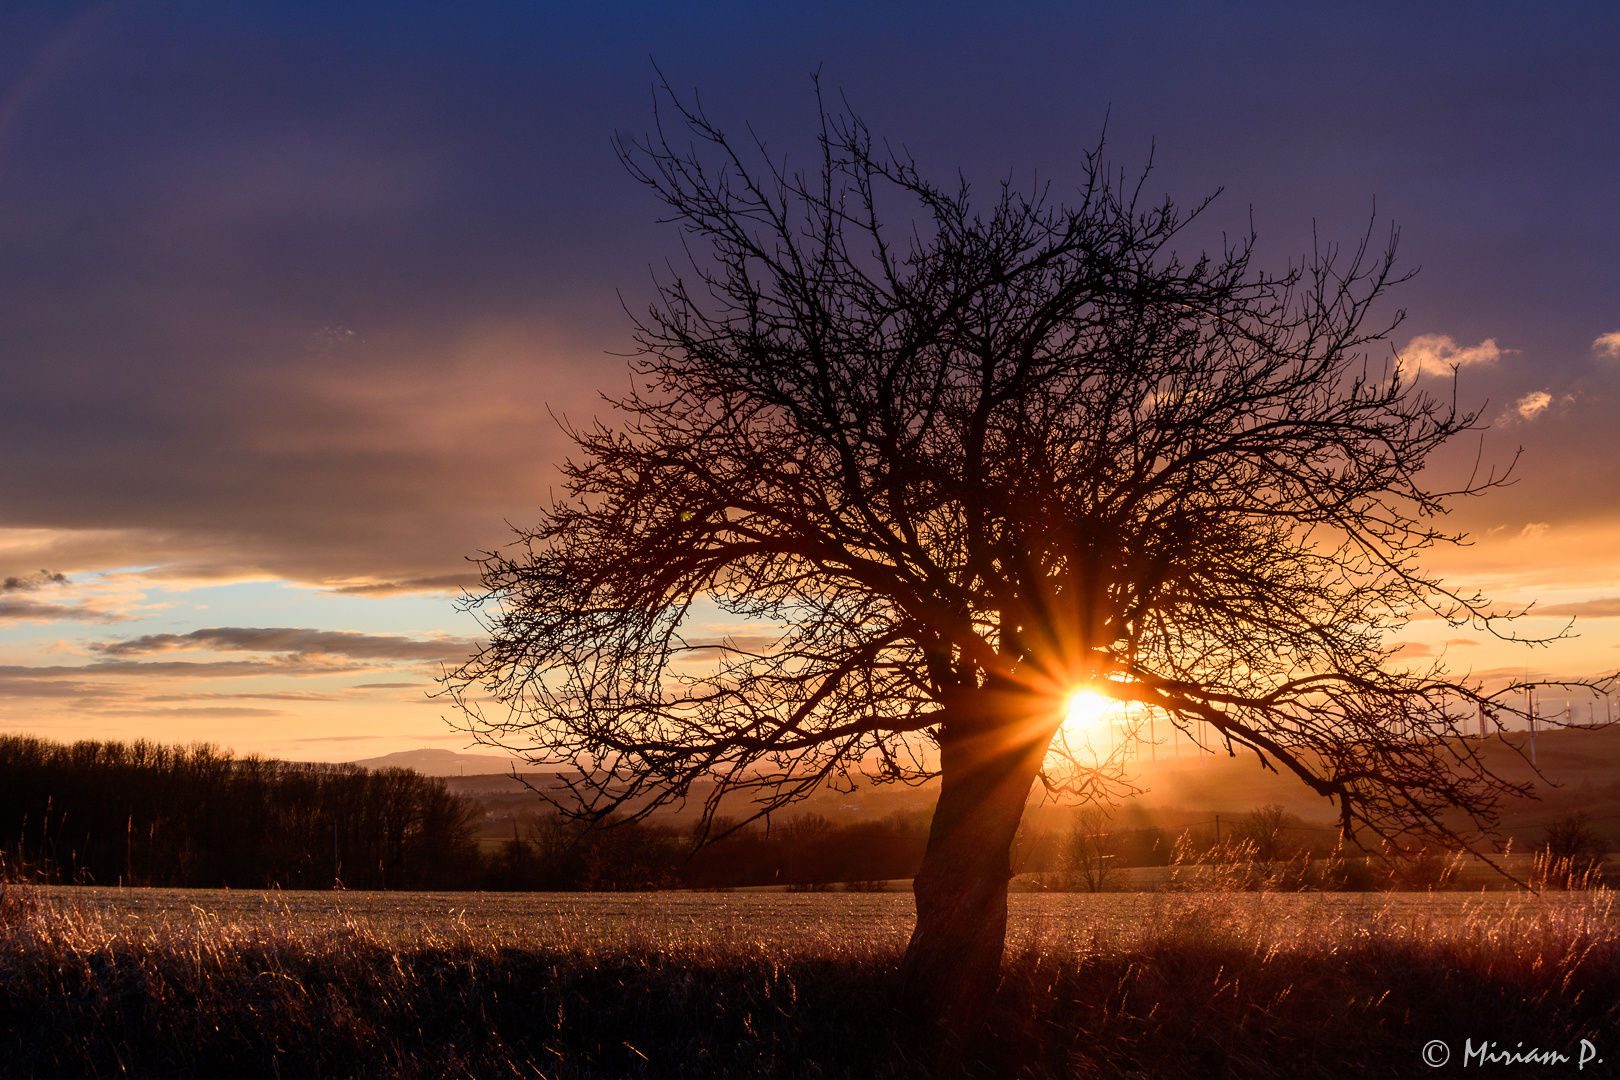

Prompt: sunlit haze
[1065,690,1114,729]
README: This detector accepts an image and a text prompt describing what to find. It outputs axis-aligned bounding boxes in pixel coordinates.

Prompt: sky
[2,2,1619,761]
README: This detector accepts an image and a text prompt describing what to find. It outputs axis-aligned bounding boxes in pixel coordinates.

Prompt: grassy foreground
[2,884,1618,1078]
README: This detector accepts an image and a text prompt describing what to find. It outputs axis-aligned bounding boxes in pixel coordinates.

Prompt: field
[17,883,1589,949]
[18,882,1606,944]
[4,884,1619,1078]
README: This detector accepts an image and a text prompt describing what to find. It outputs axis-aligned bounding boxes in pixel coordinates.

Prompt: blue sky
[2,2,1619,758]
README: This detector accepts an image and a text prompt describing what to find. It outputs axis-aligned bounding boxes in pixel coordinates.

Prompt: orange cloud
[1387,641,1436,657]
[1534,597,1620,618]
[1400,334,1502,375]
[1515,391,1552,420]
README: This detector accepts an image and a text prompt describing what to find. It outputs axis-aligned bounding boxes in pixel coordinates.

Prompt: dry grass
[999,891,1620,1078]
[2,883,1618,1078]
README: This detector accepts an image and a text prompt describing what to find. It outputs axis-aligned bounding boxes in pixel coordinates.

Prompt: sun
[1065,689,1113,727]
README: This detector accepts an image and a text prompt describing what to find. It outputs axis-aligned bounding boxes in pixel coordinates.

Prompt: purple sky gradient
[2,2,1617,756]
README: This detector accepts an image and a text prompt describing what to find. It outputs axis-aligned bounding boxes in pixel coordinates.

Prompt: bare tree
[1538,811,1609,888]
[1237,803,1292,863]
[447,80,1603,1032]
[1066,807,1122,892]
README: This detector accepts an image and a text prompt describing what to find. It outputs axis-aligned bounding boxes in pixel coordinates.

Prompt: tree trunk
[900,687,1058,1036]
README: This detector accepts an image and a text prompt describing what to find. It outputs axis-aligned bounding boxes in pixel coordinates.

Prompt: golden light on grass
[5,882,1617,1076]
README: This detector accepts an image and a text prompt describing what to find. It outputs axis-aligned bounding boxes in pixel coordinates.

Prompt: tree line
[485,810,933,892]
[9,734,1597,892]
[0,735,481,890]
[0,734,933,891]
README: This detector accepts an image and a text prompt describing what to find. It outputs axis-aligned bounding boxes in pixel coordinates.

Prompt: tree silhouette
[448,80,1595,1031]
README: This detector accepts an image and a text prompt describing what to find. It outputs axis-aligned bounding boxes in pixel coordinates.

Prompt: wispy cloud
[141,690,358,703]
[1400,334,1502,376]
[1387,641,1436,657]
[330,574,478,596]
[298,734,389,742]
[0,569,132,623]
[294,733,470,744]
[1515,391,1552,420]
[5,658,361,680]
[0,597,127,623]
[1594,332,1620,359]
[98,706,293,719]
[90,626,476,662]
[1533,597,1620,617]
[0,668,118,699]
[672,634,782,662]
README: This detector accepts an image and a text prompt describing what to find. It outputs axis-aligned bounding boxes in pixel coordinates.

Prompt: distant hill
[1100,724,1620,849]
[376,726,1620,851]
[350,748,533,776]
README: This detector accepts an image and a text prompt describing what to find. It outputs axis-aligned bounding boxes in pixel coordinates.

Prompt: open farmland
[5,884,1619,1078]
[26,883,1607,947]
